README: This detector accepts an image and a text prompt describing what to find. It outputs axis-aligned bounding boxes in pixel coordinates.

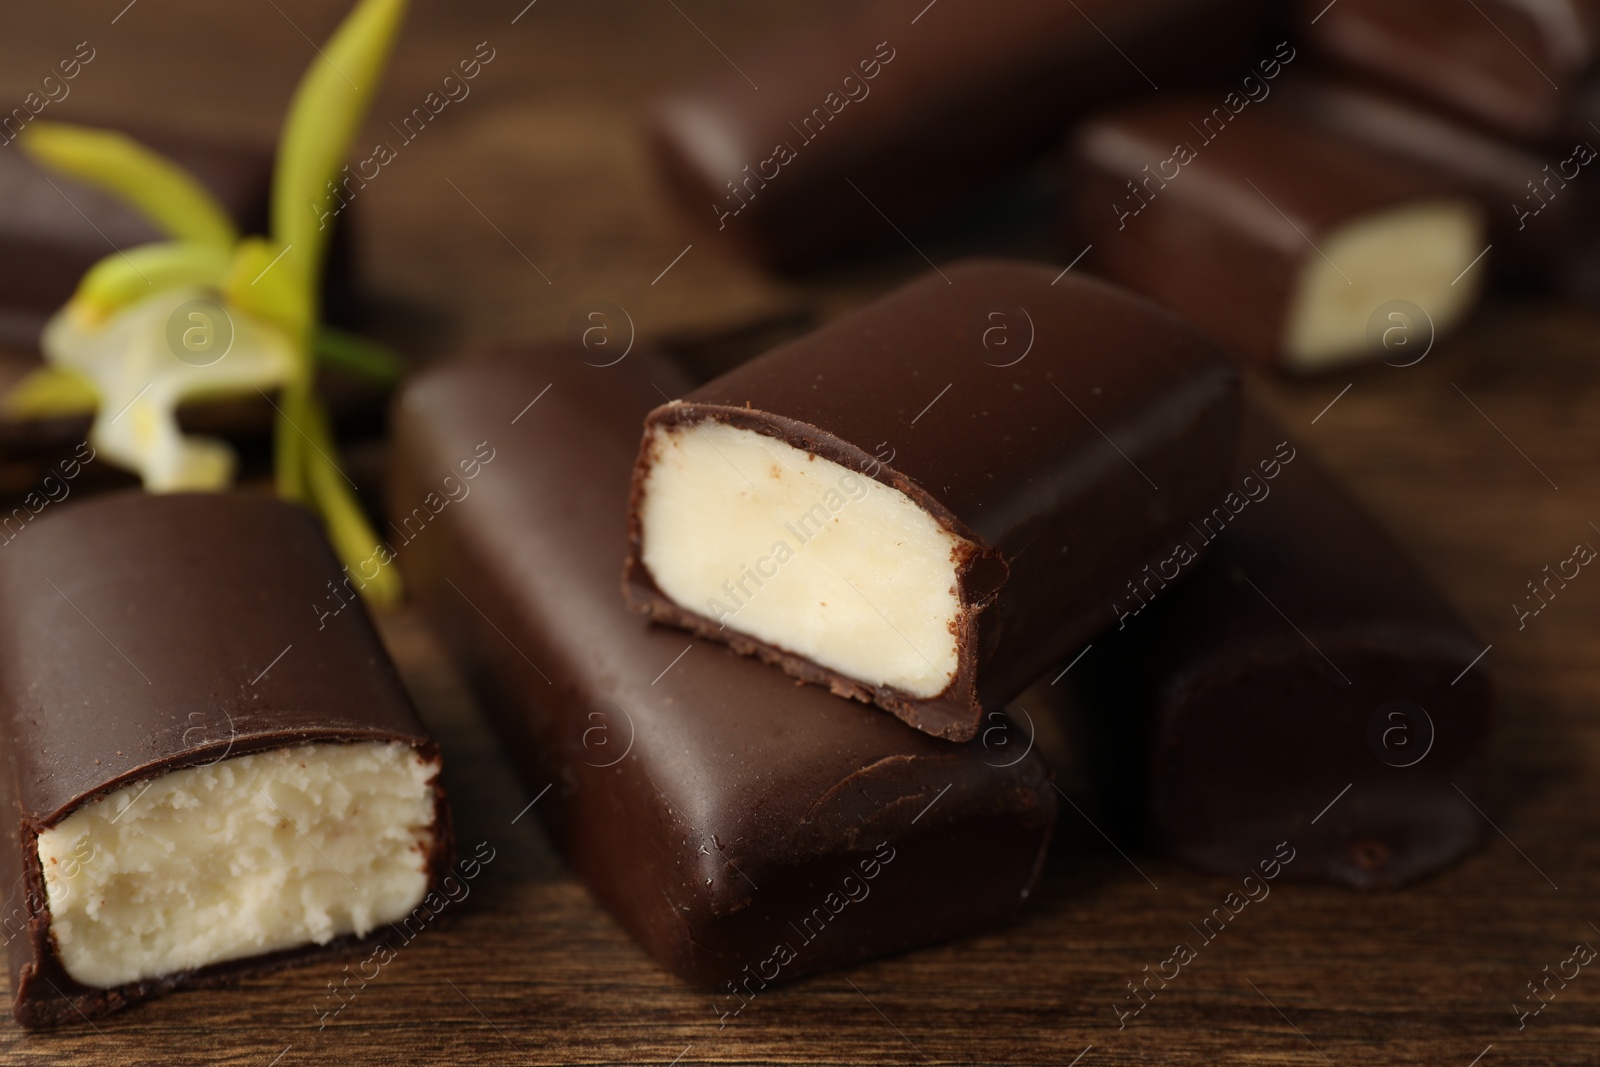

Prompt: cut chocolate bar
[1276,78,1596,288]
[1062,410,1492,888]
[650,0,1273,267]
[623,259,1239,741]
[1068,98,1488,371]
[0,491,451,1028]
[391,344,1056,990]
[1301,0,1600,142]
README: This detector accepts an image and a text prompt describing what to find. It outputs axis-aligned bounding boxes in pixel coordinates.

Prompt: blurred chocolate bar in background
[651,0,1274,268]
[1300,0,1600,143]
[1066,98,1488,372]
[1276,77,1599,290]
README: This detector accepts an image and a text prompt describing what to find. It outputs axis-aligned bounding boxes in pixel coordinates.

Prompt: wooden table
[1,2,1598,1063]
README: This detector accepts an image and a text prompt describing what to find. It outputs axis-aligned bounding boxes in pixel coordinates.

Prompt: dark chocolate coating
[1067,97,1476,369]
[1276,77,1595,285]
[624,259,1240,740]
[390,344,1056,990]
[1064,411,1492,888]
[1301,0,1600,142]
[0,130,271,349]
[650,0,1272,268]
[0,491,451,1028]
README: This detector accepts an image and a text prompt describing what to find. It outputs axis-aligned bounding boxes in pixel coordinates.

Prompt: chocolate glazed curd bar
[0,492,451,1028]
[650,0,1272,267]
[1274,78,1597,288]
[1069,98,1489,372]
[624,259,1240,741]
[391,344,1056,991]
[1063,411,1492,888]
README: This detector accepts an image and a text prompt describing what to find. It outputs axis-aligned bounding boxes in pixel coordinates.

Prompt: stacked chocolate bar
[639,0,1504,901]
[393,258,1241,989]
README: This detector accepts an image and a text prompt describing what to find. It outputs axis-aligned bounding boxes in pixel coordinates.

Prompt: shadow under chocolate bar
[390,343,1056,991]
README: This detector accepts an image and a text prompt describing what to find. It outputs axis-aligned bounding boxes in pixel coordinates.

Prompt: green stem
[313,326,404,384]
[302,394,402,606]
[275,375,312,503]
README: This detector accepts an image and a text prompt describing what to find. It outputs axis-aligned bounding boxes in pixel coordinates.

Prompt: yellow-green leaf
[21,122,237,249]
[2,366,98,419]
[301,393,402,606]
[72,241,231,324]
[272,0,408,305]
[224,237,310,344]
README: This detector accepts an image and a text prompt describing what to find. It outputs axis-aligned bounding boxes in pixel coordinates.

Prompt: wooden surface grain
[1,1,1599,1064]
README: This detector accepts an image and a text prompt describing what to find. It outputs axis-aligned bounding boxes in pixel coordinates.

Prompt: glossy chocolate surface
[1064,411,1492,888]
[1302,0,1600,141]
[624,259,1240,740]
[1276,77,1594,283]
[0,491,451,1028]
[391,343,1056,990]
[1068,97,1472,367]
[650,0,1272,267]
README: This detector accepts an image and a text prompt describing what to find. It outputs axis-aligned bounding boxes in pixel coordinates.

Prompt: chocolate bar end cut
[391,344,1055,991]
[1063,411,1492,888]
[624,258,1240,741]
[1068,98,1488,372]
[0,492,451,1028]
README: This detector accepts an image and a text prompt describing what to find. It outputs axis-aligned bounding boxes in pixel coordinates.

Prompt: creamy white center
[638,420,968,698]
[1282,199,1484,371]
[38,741,438,989]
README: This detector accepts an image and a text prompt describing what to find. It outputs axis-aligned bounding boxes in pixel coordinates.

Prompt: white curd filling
[638,420,969,698]
[1282,199,1483,371]
[38,741,438,989]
